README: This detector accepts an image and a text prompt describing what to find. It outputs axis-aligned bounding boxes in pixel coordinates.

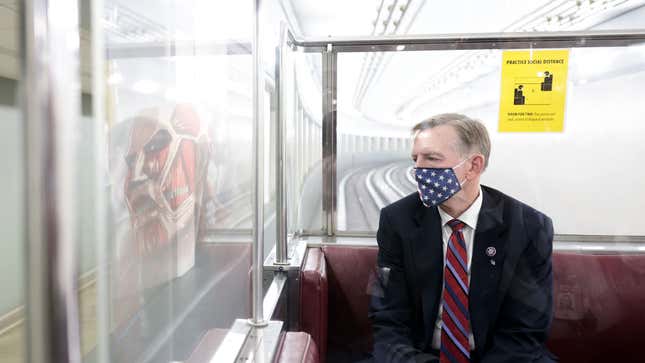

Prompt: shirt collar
[437,187,483,230]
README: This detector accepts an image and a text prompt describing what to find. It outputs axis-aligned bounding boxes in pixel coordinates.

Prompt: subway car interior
[2,0,645,362]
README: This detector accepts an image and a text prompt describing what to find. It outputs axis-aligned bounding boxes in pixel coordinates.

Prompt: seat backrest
[301,247,328,363]
[548,252,645,362]
[322,246,378,359]
[301,246,645,363]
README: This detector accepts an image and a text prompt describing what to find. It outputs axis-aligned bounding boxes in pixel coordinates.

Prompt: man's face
[411,125,464,171]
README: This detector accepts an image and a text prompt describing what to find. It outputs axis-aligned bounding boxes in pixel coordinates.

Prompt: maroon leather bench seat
[548,253,645,362]
[300,245,645,363]
[301,247,329,363]
[301,246,377,363]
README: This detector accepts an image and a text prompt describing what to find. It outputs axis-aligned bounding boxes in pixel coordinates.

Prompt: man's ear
[469,154,485,176]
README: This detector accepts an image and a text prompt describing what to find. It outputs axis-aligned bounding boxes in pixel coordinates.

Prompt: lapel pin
[486,246,497,257]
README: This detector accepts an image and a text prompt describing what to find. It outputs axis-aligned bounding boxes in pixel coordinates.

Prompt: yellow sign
[499,50,569,132]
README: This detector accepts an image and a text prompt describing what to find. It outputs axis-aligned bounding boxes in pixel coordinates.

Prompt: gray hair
[411,113,491,168]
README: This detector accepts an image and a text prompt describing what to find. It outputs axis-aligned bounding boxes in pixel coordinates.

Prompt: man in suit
[369,113,555,363]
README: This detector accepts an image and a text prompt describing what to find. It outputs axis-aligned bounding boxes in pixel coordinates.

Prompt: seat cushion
[275,332,319,363]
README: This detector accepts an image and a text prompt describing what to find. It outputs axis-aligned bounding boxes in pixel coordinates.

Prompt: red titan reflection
[124,103,210,286]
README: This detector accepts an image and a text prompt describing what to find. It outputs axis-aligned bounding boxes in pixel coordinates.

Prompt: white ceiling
[288,0,560,129]
[288,0,377,37]
[288,0,645,129]
[290,0,556,37]
[1,0,643,132]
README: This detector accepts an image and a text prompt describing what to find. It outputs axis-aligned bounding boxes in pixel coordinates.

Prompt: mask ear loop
[453,155,472,169]
[453,155,474,187]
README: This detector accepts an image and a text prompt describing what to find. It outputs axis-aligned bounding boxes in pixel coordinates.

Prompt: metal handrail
[22,0,82,361]
[250,0,267,327]
[274,22,290,266]
[293,29,645,52]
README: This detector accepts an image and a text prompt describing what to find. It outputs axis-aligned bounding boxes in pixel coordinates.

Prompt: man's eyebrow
[421,151,444,158]
[411,151,444,159]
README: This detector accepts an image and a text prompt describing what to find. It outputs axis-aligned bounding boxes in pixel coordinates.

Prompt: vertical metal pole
[22,0,82,361]
[306,117,311,170]
[322,46,337,236]
[250,0,268,327]
[274,23,289,265]
[296,103,302,193]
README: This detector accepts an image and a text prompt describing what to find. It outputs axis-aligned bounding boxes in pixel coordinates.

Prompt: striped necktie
[440,219,471,363]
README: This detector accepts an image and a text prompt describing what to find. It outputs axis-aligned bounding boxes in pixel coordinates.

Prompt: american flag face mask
[412,158,469,207]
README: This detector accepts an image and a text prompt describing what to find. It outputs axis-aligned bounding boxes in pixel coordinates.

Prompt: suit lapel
[469,187,507,353]
[410,204,444,350]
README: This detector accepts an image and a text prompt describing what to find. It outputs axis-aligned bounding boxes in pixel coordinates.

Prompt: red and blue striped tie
[440,219,471,363]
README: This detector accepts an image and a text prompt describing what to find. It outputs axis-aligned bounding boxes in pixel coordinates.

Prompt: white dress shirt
[431,187,483,351]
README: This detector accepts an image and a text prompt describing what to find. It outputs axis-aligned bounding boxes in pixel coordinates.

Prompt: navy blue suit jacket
[369,185,556,363]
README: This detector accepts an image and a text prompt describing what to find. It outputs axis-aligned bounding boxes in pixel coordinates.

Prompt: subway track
[338,160,416,233]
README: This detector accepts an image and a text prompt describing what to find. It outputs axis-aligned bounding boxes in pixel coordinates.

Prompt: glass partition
[337,42,645,236]
[259,4,324,240]
[89,1,254,361]
[0,1,24,361]
[290,52,323,234]
[5,0,302,361]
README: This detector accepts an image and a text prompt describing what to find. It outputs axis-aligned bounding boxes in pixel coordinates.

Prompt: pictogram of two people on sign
[513,71,553,105]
